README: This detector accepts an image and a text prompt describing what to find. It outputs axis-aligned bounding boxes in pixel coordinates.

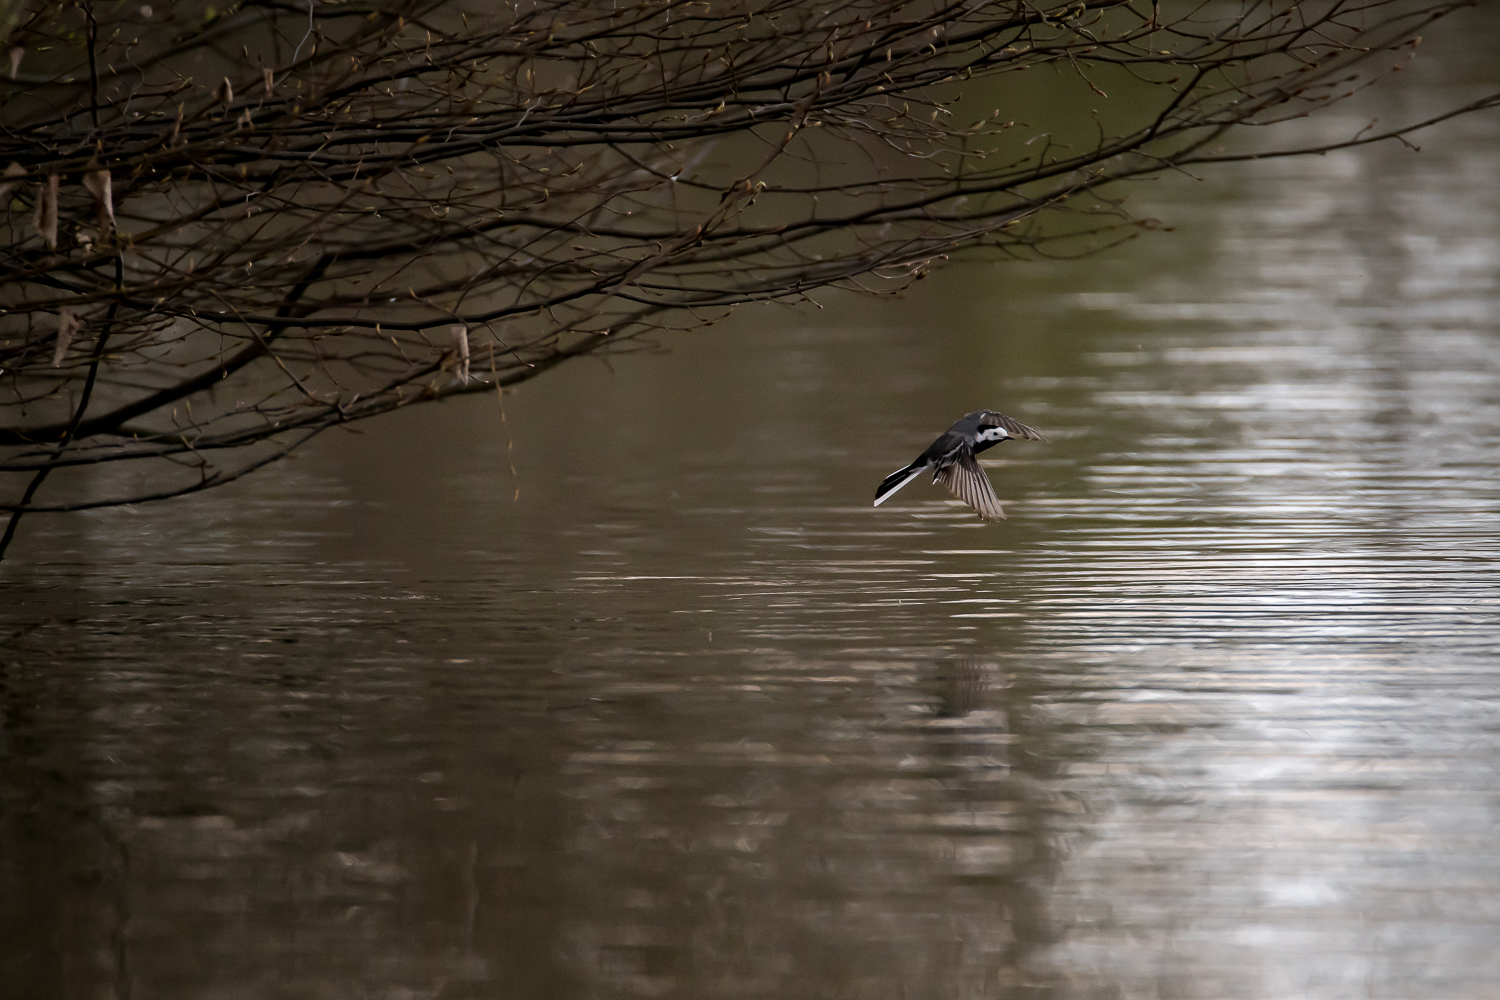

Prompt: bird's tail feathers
[873,463,927,507]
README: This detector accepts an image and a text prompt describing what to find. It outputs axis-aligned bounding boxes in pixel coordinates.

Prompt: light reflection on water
[5,37,1500,1000]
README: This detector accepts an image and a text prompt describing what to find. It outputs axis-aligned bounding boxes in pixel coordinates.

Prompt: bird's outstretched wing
[935,450,1007,520]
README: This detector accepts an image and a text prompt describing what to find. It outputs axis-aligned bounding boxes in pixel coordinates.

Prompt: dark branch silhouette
[1,0,1494,556]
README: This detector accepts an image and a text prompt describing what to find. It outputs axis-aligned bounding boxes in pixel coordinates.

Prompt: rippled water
[6,31,1500,1000]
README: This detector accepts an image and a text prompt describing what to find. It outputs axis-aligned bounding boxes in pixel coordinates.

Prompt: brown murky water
[5,27,1500,1000]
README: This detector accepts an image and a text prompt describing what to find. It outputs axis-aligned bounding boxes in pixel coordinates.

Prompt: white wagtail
[873,410,1048,520]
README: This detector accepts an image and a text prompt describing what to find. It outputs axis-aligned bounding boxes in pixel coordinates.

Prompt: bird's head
[974,423,1010,445]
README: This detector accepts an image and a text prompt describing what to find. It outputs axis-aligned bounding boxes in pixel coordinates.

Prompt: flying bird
[873,410,1047,520]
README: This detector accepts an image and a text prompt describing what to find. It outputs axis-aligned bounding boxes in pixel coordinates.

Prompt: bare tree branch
[0,0,1491,555]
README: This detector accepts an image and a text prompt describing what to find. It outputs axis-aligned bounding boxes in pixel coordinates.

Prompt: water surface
[4,28,1500,1000]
